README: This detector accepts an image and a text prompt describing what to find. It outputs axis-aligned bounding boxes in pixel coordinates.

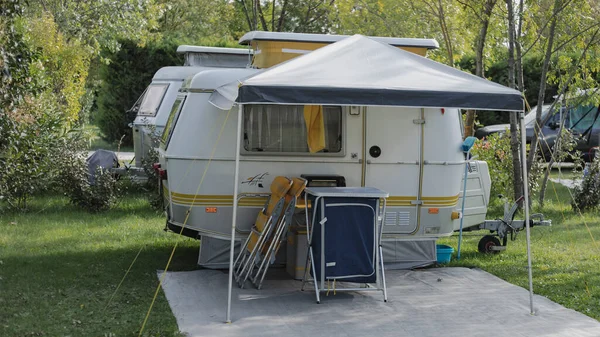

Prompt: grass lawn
[86,124,134,153]
[0,193,198,336]
[439,176,600,320]
[1,171,599,336]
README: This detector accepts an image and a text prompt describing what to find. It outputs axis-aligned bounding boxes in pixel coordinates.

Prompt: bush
[471,132,543,204]
[0,7,91,210]
[571,152,600,212]
[58,145,121,212]
[95,38,183,146]
[471,133,516,202]
[0,96,69,210]
[141,146,163,210]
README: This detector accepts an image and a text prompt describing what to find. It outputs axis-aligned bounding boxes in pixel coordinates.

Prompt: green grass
[439,178,600,320]
[86,124,134,153]
[1,172,599,335]
[0,194,198,336]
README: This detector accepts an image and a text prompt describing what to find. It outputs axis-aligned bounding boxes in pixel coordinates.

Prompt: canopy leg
[457,154,469,260]
[519,109,534,315]
[226,104,244,323]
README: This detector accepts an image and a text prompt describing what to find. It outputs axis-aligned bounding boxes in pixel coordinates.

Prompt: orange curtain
[303,105,326,153]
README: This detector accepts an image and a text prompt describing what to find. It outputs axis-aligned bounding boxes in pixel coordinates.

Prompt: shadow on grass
[2,195,161,220]
[1,242,198,336]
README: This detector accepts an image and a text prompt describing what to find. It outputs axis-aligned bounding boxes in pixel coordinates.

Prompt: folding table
[301,187,388,303]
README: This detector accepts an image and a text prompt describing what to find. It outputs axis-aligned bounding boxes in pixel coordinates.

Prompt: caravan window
[243,105,343,154]
[138,83,169,117]
[161,95,186,148]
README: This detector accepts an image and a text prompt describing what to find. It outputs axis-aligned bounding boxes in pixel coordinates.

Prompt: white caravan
[130,46,252,168]
[157,32,493,269]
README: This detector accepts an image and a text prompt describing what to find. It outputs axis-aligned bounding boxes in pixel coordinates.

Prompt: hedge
[95,39,183,146]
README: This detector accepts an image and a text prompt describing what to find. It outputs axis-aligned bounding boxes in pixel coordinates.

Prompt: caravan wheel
[478,235,501,254]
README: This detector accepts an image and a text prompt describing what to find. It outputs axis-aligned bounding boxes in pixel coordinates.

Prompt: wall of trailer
[159,92,479,240]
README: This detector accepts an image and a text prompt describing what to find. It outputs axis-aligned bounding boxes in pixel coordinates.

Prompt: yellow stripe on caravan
[422,195,460,201]
[423,195,459,207]
[165,186,458,207]
[387,196,416,207]
[387,195,459,207]
[170,198,267,207]
[165,188,268,207]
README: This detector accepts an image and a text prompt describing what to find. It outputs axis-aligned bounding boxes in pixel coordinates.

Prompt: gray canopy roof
[229,35,523,111]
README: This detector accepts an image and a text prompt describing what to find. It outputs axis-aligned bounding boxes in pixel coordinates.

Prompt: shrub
[471,132,543,204]
[471,133,516,202]
[141,146,163,210]
[0,7,92,210]
[571,152,600,212]
[95,38,183,146]
[58,146,121,213]
[0,96,67,210]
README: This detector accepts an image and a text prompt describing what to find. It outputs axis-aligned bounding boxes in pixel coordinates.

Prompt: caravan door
[364,106,421,234]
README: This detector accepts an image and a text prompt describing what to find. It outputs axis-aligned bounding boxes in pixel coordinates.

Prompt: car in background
[475,101,600,161]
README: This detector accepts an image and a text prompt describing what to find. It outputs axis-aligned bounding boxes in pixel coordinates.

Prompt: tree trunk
[436,0,454,66]
[256,0,269,31]
[464,112,475,138]
[539,99,567,206]
[475,0,496,78]
[271,0,276,31]
[463,0,496,139]
[515,0,525,92]
[238,0,254,31]
[506,0,523,201]
[527,0,561,172]
[277,0,287,31]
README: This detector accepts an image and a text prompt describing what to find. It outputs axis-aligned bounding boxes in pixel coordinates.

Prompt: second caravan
[130,46,252,168]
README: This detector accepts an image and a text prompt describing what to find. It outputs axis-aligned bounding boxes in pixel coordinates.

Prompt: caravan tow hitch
[477,196,551,253]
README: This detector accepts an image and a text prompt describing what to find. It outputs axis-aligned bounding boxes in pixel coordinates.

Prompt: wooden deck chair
[234,176,292,288]
[252,177,308,289]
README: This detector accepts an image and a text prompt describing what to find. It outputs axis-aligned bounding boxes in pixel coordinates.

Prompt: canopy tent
[211,34,523,111]
[217,35,533,323]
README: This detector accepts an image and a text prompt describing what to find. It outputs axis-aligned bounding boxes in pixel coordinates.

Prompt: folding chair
[233,176,292,288]
[252,177,308,289]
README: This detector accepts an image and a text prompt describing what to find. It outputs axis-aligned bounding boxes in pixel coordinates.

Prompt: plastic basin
[436,244,454,264]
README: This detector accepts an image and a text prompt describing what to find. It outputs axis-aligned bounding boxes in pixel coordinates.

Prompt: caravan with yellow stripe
[156,32,492,268]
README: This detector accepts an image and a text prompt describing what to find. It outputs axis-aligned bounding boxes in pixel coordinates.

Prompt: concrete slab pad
[159,267,600,337]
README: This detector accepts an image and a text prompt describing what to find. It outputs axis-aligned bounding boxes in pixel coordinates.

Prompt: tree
[333,0,472,65]
[1,0,88,209]
[95,39,183,146]
[29,0,161,53]
[458,0,499,137]
[157,0,237,43]
[538,29,600,206]
[527,0,563,174]
[24,14,90,125]
[505,0,523,201]
[411,0,456,65]
[234,0,336,33]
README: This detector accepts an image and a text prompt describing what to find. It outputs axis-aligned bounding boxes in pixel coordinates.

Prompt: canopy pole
[519,109,534,315]
[457,150,471,260]
[226,104,243,323]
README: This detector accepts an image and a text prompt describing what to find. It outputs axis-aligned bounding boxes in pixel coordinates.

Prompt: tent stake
[226,104,244,323]
[519,109,534,315]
